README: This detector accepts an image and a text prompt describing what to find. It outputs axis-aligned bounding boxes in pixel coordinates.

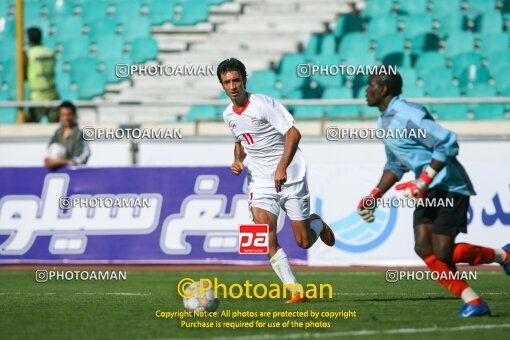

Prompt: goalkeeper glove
[395,166,437,200]
[357,188,383,223]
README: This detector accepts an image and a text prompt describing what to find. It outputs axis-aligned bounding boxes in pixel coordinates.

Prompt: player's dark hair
[58,101,77,116]
[217,58,248,84]
[374,67,403,96]
[27,27,42,45]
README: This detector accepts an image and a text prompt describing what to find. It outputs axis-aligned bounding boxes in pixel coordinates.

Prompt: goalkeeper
[357,70,509,317]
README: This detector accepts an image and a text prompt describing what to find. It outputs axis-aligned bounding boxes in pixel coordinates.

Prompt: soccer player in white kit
[218,58,335,303]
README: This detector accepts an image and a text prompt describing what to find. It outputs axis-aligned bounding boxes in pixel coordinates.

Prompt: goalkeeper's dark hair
[373,66,403,96]
[217,58,247,84]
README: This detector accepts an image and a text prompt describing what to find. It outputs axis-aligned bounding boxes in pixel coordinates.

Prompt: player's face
[220,71,246,101]
[59,107,75,128]
[366,76,384,107]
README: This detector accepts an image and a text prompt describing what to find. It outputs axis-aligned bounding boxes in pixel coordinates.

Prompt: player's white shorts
[248,179,310,221]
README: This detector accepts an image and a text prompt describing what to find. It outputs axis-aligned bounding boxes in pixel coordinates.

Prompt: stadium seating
[200,0,509,122]
[322,87,358,118]
[1,0,508,121]
[186,105,218,122]
[0,0,230,105]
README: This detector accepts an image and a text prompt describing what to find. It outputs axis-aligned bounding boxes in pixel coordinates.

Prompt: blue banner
[0,167,305,264]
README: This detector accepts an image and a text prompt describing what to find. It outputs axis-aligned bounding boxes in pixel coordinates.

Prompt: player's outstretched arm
[275,126,301,192]
[231,141,246,175]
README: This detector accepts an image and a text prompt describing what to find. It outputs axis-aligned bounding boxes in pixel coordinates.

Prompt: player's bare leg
[251,207,306,303]
[289,214,335,250]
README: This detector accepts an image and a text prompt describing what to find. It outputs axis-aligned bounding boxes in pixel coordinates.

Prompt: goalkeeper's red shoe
[286,293,310,304]
[310,213,335,247]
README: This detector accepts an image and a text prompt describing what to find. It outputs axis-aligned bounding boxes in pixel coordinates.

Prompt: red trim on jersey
[232,100,251,115]
[242,133,255,145]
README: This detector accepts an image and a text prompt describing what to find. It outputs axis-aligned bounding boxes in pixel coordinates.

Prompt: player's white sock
[310,218,323,237]
[270,248,301,292]
[494,248,508,264]
[460,287,480,304]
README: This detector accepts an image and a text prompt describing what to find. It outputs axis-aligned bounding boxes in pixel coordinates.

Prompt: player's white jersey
[223,93,306,188]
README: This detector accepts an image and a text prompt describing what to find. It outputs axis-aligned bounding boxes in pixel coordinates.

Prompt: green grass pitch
[0,269,509,339]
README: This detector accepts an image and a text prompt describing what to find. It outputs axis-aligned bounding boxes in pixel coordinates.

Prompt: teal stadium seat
[320,34,337,55]
[47,0,75,19]
[277,54,307,95]
[338,33,371,59]
[147,0,176,25]
[322,87,358,118]
[247,70,277,92]
[466,0,496,15]
[251,88,281,99]
[426,83,460,97]
[400,15,432,37]
[130,37,158,63]
[54,18,85,42]
[342,53,376,82]
[368,16,397,38]
[283,89,304,99]
[474,11,503,34]
[0,91,17,123]
[94,35,125,62]
[304,34,320,59]
[187,105,218,122]
[430,0,461,15]
[122,17,151,42]
[309,54,343,88]
[79,1,109,23]
[0,19,14,38]
[401,83,424,98]
[398,67,417,86]
[487,50,510,74]
[114,1,143,24]
[103,56,132,83]
[436,14,465,36]
[76,73,106,98]
[1,59,16,99]
[382,52,412,68]
[23,2,44,21]
[333,15,364,37]
[396,0,427,15]
[451,52,482,78]
[375,34,405,60]
[421,67,454,90]
[411,33,440,53]
[444,31,474,57]
[69,57,99,81]
[430,104,469,120]
[0,2,10,17]
[173,0,209,26]
[56,72,79,100]
[292,105,325,119]
[466,84,504,120]
[479,33,508,55]
[458,65,490,89]
[60,39,90,62]
[0,38,15,62]
[363,0,393,18]
[88,19,119,41]
[492,65,510,93]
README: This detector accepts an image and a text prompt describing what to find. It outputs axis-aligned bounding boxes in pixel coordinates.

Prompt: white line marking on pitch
[76,292,151,296]
[190,324,510,340]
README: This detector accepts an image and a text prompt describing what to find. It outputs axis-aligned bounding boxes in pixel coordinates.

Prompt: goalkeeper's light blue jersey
[377,96,475,196]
